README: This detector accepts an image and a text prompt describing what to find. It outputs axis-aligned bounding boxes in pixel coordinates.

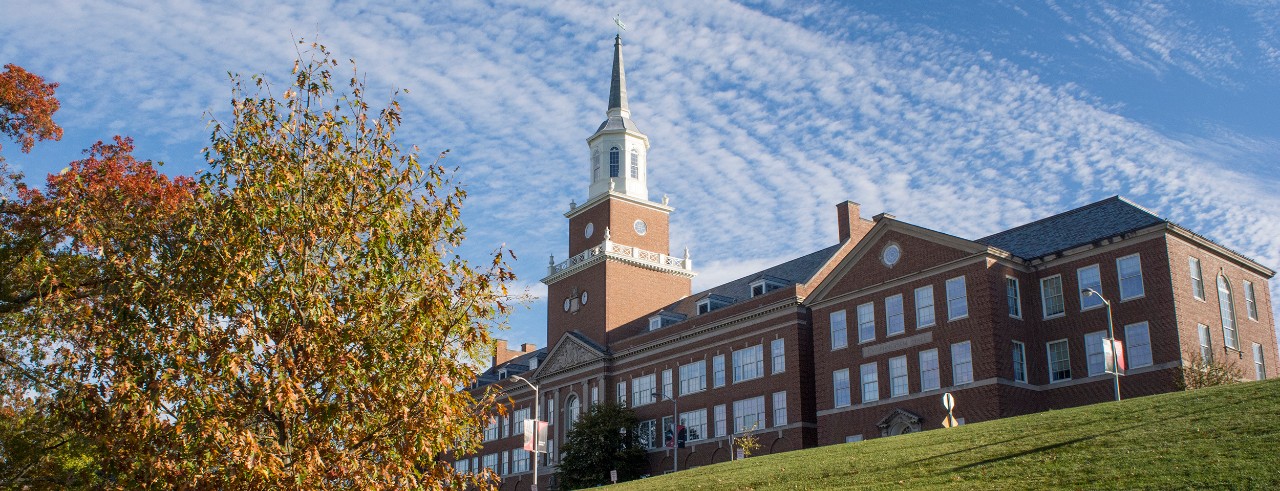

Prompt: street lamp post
[509,375,541,490]
[1082,288,1121,402]
[651,391,679,473]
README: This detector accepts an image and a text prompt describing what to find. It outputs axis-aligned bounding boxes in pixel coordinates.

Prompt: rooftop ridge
[977,195,1159,242]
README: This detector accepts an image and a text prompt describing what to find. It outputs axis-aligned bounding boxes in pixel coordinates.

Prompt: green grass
[606,379,1280,490]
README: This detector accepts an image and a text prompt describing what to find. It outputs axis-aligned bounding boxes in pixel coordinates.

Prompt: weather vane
[614,14,626,34]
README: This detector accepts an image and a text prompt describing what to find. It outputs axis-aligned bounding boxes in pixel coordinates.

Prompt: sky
[3,0,1279,352]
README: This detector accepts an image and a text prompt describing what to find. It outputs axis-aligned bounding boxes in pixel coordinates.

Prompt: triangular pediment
[533,332,609,377]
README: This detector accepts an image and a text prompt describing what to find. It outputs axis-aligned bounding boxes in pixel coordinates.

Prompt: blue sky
[3,0,1278,352]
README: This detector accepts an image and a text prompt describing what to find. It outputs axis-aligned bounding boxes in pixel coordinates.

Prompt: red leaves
[0,63,63,155]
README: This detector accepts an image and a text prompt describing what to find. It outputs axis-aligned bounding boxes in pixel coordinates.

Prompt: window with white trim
[511,449,531,474]
[1125,322,1152,368]
[713,404,727,437]
[1198,324,1213,362]
[483,418,500,441]
[1189,257,1205,300]
[1245,280,1258,320]
[886,294,905,336]
[1085,331,1106,376]
[661,369,673,398]
[501,450,509,475]
[566,395,580,429]
[1007,277,1022,319]
[833,368,851,407]
[629,149,639,178]
[680,409,707,442]
[1047,339,1071,382]
[1078,264,1102,310]
[732,345,765,382]
[951,341,973,385]
[771,338,786,374]
[511,408,530,436]
[915,286,936,328]
[920,349,940,391]
[733,396,766,433]
[631,375,655,407]
[1117,254,1144,300]
[1042,275,1065,318]
[772,391,788,427]
[482,453,498,473]
[946,276,968,320]
[1219,275,1239,349]
[1012,341,1027,383]
[860,362,879,403]
[608,146,620,177]
[857,302,875,343]
[713,355,726,388]
[591,386,599,404]
[637,420,657,448]
[679,360,707,395]
[889,355,908,397]
[648,317,662,331]
[1254,343,1267,380]
[617,381,627,405]
[592,148,601,181]
[831,310,848,349]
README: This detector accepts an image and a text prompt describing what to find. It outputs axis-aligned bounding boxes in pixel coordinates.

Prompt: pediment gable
[533,332,608,377]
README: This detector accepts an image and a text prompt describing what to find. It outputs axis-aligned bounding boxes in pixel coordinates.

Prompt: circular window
[585,222,594,239]
[634,219,648,235]
[882,243,901,267]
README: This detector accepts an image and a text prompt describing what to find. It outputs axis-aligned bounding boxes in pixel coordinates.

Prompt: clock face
[580,291,589,305]
[563,298,572,312]
[634,219,647,235]
[585,222,594,239]
[882,243,901,267]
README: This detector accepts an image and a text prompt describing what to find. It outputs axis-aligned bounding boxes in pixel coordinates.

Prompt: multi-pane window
[732,345,765,382]
[680,409,708,442]
[772,391,789,427]
[833,369,851,407]
[566,395,580,429]
[617,381,627,405]
[857,302,875,343]
[886,294,905,336]
[1254,343,1267,380]
[889,356,909,397]
[1245,280,1258,320]
[629,149,639,178]
[771,338,786,374]
[1125,322,1152,368]
[1012,341,1027,383]
[713,355,726,388]
[662,369,673,398]
[502,450,510,475]
[499,416,507,439]
[591,386,599,404]
[511,408,530,436]
[482,453,498,473]
[1007,277,1022,318]
[1078,265,1102,310]
[1218,276,1239,349]
[733,396,766,433]
[545,397,555,428]
[1048,340,1071,382]
[592,149,601,181]
[713,404,727,437]
[946,276,968,320]
[483,419,500,441]
[608,146,620,177]
[637,420,657,448]
[631,375,656,406]
[860,362,879,403]
[1085,331,1106,376]
[679,361,707,395]
[951,341,973,385]
[1117,254,1144,300]
[1189,257,1205,300]
[920,349,940,391]
[1042,275,1065,318]
[511,449,531,473]
[1198,324,1214,362]
[915,286,936,328]
[831,310,848,349]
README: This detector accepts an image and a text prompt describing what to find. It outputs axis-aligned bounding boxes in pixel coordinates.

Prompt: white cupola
[587,35,651,200]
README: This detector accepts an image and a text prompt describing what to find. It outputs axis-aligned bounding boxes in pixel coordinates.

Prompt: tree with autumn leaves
[1,44,512,489]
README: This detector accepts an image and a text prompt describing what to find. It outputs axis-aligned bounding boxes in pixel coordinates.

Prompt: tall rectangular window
[1078,264,1103,310]
[1085,331,1106,376]
[831,310,848,349]
[1125,322,1152,368]
[1254,343,1267,380]
[833,369,851,407]
[919,349,940,391]
[886,294,905,336]
[1245,280,1259,320]
[713,355,726,388]
[662,369,673,398]
[915,286,936,328]
[1048,339,1071,382]
[680,409,708,442]
[857,302,876,343]
[1219,276,1239,349]
[631,374,656,406]
[511,449,530,473]
[511,408,530,436]
[951,341,973,385]
[1012,341,1027,383]
[484,419,500,441]
[501,451,509,476]
[713,404,727,437]
[637,420,657,448]
[1189,257,1205,300]
[889,355,909,397]
[1041,275,1065,318]
[1198,324,1213,362]
[679,361,707,395]
[733,396,766,433]
[946,276,969,320]
[732,345,765,382]
[860,362,879,403]
[772,391,788,427]
[1007,277,1022,319]
[771,338,786,374]
[1117,254,1144,300]
[617,381,627,405]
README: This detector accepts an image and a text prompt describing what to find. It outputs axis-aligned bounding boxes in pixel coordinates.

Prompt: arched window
[630,149,640,178]
[565,394,580,430]
[592,148,601,181]
[609,147,620,178]
[1218,275,1239,349]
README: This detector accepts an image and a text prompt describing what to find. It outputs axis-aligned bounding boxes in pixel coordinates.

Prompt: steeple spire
[608,35,630,118]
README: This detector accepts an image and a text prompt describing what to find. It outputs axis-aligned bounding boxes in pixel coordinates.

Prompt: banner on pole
[523,420,549,452]
[1103,338,1126,375]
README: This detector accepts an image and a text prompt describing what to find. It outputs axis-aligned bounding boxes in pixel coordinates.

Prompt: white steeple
[587,35,650,200]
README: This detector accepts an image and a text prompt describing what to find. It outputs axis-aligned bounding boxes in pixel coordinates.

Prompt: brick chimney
[836,201,875,243]
[492,339,539,368]
[521,343,537,353]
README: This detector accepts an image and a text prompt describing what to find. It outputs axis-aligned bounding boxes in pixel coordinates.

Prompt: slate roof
[977,196,1164,260]
[651,243,843,317]
[473,347,547,387]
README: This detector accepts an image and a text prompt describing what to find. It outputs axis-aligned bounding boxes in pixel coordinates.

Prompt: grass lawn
[605,379,1280,490]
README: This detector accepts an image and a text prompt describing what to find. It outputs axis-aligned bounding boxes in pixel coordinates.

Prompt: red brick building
[460,36,1277,490]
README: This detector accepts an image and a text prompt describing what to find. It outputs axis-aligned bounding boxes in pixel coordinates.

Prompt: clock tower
[542,35,695,348]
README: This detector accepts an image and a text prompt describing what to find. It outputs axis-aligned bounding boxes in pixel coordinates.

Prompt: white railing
[548,238,692,277]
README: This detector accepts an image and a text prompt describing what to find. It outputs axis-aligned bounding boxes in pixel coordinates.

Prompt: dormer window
[696,295,735,315]
[749,277,787,298]
[529,357,539,370]
[609,147,620,177]
[648,311,687,331]
[649,317,662,331]
[498,369,508,379]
